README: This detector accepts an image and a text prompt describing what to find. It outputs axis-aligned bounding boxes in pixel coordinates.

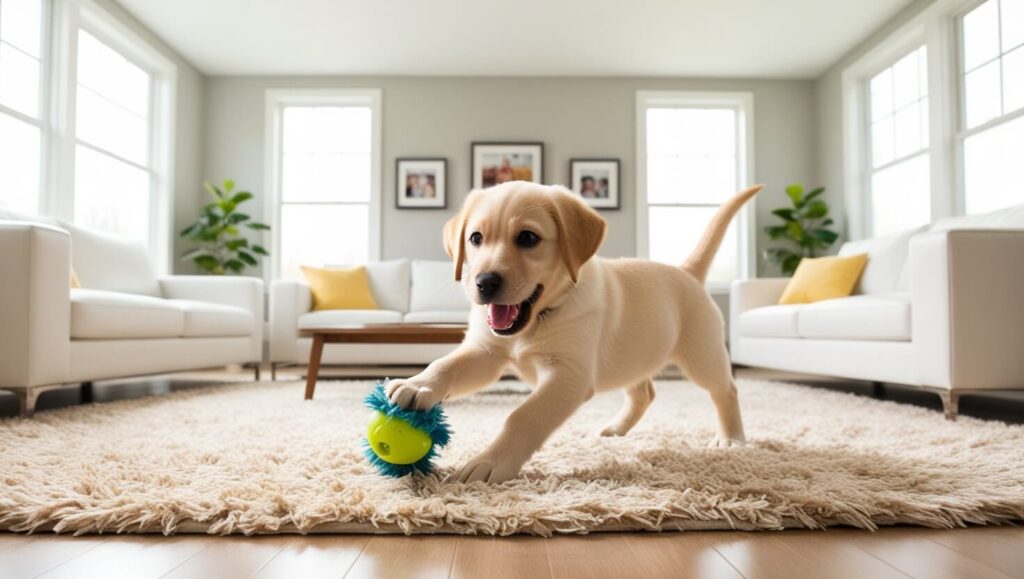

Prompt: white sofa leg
[937,390,960,421]
[18,387,41,418]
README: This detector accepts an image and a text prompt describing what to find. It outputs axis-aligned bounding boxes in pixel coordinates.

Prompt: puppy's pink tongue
[488,304,520,330]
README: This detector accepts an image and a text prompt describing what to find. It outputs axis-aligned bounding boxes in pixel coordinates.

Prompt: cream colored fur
[387,182,764,483]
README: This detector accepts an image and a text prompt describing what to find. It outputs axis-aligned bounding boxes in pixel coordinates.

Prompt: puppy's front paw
[453,452,523,484]
[385,379,441,410]
[708,436,746,449]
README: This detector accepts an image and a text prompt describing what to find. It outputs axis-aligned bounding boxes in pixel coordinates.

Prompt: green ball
[366,411,433,465]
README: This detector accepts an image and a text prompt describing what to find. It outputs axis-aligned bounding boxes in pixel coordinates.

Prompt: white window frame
[635,90,756,292]
[841,0,980,240]
[263,88,382,282]
[35,0,177,271]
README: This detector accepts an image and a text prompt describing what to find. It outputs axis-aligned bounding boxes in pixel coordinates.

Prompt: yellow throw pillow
[778,254,868,305]
[301,265,379,311]
[71,269,81,289]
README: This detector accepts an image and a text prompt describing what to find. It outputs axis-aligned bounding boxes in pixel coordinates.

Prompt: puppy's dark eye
[516,230,540,248]
[469,232,483,246]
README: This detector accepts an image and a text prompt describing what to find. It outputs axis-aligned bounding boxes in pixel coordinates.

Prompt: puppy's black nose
[475,272,503,300]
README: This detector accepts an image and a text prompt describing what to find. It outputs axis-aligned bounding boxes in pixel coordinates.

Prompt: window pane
[870,68,893,121]
[893,101,923,158]
[280,204,368,280]
[0,112,40,213]
[0,0,42,57]
[964,113,1024,214]
[647,155,735,205]
[74,145,150,243]
[0,42,39,117]
[892,49,921,108]
[1002,0,1024,53]
[963,0,1000,71]
[76,30,150,118]
[646,108,684,155]
[1004,46,1024,114]
[282,152,370,202]
[920,96,930,145]
[965,59,1002,128]
[282,107,371,154]
[871,117,895,167]
[76,87,149,164]
[871,154,931,236]
[648,206,737,285]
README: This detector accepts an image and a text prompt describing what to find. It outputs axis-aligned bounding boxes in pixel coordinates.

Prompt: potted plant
[763,183,839,276]
[180,180,270,274]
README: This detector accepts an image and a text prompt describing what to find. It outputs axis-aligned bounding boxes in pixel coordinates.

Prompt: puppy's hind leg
[599,379,656,437]
[675,333,746,448]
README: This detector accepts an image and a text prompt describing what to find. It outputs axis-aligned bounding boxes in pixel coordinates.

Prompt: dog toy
[363,382,452,477]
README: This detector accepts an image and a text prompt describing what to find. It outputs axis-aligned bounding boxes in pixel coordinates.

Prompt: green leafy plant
[763,183,839,276]
[179,180,270,274]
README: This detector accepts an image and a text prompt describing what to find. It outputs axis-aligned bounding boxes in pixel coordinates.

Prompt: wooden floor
[1,366,1022,578]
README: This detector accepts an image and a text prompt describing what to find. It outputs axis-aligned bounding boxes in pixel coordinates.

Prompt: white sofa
[0,214,264,416]
[271,260,468,371]
[730,204,1024,419]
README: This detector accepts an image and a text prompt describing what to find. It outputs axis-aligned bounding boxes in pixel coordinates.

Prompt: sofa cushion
[929,203,1024,231]
[71,289,183,339]
[839,225,927,293]
[410,260,470,312]
[60,221,161,297]
[797,293,912,341]
[297,309,403,329]
[402,310,470,324]
[737,305,800,338]
[325,260,411,313]
[169,299,253,337]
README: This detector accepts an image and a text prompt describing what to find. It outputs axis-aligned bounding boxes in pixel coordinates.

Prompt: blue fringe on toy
[362,381,452,477]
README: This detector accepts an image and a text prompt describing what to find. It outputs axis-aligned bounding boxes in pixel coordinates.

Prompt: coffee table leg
[305,333,325,400]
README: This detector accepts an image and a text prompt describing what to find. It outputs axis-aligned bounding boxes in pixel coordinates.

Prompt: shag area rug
[1,379,1022,536]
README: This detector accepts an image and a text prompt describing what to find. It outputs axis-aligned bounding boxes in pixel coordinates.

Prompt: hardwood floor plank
[712,532,826,578]
[545,534,643,579]
[451,536,551,579]
[772,530,909,579]
[0,533,30,554]
[917,527,1024,578]
[37,535,211,579]
[345,536,456,579]
[0,534,106,579]
[623,532,744,579]
[848,527,1014,579]
[161,535,292,579]
[254,535,369,579]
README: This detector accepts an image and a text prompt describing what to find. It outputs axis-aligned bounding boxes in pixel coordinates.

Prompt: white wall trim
[263,88,383,282]
[635,90,756,291]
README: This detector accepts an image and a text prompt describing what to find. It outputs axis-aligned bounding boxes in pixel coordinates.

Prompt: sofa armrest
[0,221,71,387]
[728,278,790,356]
[270,280,313,362]
[159,275,264,361]
[911,229,1024,389]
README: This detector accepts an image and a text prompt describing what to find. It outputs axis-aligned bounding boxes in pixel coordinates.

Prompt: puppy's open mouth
[487,285,543,336]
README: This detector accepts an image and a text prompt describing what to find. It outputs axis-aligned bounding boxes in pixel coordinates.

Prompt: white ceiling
[116,0,915,78]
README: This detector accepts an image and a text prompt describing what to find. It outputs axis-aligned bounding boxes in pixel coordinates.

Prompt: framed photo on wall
[396,158,446,209]
[471,142,543,189]
[570,159,620,209]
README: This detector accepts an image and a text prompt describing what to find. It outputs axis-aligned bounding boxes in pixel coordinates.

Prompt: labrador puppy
[386,181,763,483]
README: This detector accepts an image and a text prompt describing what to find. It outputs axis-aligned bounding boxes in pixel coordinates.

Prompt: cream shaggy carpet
[1,379,1022,536]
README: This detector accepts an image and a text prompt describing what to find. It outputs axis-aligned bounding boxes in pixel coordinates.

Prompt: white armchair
[0,219,264,416]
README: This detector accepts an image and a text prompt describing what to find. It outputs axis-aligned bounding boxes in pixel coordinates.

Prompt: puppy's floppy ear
[443,191,482,281]
[548,188,607,283]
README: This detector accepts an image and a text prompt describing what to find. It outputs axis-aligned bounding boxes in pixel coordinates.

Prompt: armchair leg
[271,363,277,381]
[872,381,885,399]
[18,388,41,418]
[81,381,94,404]
[254,364,261,382]
[937,390,960,421]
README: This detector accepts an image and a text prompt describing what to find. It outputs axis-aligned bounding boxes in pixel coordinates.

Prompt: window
[867,46,931,237]
[637,92,754,288]
[73,29,153,244]
[266,90,381,280]
[960,0,1024,214]
[0,0,44,214]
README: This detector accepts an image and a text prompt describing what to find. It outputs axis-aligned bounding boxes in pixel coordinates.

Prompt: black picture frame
[396,158,447,209]
[470,142,544,189]
[569,158,621,210]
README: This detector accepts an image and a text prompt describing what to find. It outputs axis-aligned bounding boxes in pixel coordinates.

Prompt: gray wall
[815,0,936,240]
[201,76,817,276]
[95,0,205,274]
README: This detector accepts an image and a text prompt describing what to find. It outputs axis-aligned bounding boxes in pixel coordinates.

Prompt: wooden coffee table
[299,324,466,400]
